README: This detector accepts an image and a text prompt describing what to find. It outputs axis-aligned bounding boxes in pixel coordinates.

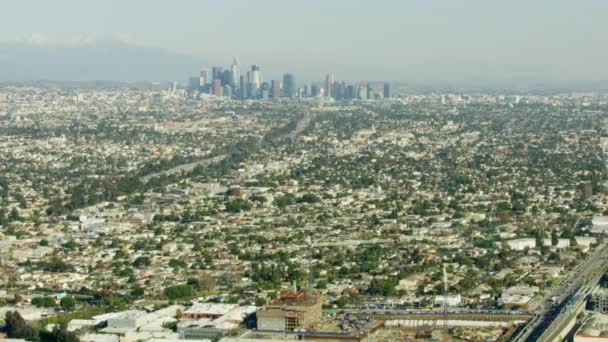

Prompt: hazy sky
[2,0,607,83]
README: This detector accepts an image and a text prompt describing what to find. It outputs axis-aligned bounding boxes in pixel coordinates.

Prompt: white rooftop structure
[181,303,238,319]
[80,333,120,342]
[504,238,536,251]
[434,294,462,307]
[591,216,608,234]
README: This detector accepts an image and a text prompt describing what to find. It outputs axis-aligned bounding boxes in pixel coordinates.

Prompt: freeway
[512,243,608,341]
[343,309,535,322]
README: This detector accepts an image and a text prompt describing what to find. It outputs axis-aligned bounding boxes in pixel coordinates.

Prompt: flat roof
[183,303,238,316]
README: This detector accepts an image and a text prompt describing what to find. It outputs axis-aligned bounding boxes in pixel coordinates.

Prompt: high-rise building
[188,77,201,91]
[223,84,232,98]
[221,70,231,88]
[311,85,320,97]
[366,83,372,100]
[358,83,367,100]
[271,80,281,99]
[383,83,391,98]
[346,85,355,100]
[239,75,247,100]
[333,82,345,100]
[260,82,269,100]
[325,73,335,98]
[213,79,223,97]
[282,74,296,98]
[304,84,311,98]
[200,70,210,86]
[212,67,223,81]
[230,58,240,89]
[251,65,262,90]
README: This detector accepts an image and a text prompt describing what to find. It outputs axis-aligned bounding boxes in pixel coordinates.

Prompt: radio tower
[443,265,449,341]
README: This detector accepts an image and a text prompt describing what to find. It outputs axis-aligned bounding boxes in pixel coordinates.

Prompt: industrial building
[434,294,462,307]
[500,286,539,310]
[592,288,608,313]
[256,290,323,331]
[181,303,239,320]
[574,312,608,342]
[179,303,256,340]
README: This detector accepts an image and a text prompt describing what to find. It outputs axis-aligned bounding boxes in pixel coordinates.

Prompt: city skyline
[186,58,394,100]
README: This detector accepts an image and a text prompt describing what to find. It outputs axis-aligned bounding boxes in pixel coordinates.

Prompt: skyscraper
[282,74,296,98]
[188,77,201,91]
[304,84,311,98]
[260,82,269,100]
[221,70,232,88]
[271,80,281,99]
[333,82,345,100]
[366,83,372,100]
[358,83,367,100]
[251,65,262,90]
[239,75,247,100]
[212,67,223,81]
[383,83,391,98]
[213,79,223,97]
[223,84,232,98]
[200,70,210,86]
[346,85,355,100]
[325,73,335,98]
[230,58,240,89]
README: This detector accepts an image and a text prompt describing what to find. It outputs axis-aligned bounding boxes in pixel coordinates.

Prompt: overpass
[511,244,608,341]
[345,310,535,322]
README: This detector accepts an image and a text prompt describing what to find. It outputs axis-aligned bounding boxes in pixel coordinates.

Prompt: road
[140,154,227,182]
[341,309,535,322]
[288,114,311,140]
[512,243,608,341]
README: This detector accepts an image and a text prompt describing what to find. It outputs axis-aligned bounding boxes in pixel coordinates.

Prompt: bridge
[345,310,535,322]
[511,244,608,341]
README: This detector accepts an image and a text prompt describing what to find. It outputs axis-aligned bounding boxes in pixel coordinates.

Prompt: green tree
[551,230,559,246]
[60,296,76,311]
[8,207,20,222]
[40,323,79,342]
[5,311,40,341]
[132,256,151,268]
[31,296,56,308]
[164,284,194,300]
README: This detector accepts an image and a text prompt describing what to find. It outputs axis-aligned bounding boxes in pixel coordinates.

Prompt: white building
[504,238,536,251]
[591,216,608,234]
[501,285,539,309]
[434,294,462,307]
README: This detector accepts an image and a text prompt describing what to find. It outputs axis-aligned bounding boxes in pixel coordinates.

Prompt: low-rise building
[257,290,323,331]
[574,312,608,342]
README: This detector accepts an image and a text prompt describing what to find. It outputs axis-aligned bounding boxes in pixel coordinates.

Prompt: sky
[1,0,607,83]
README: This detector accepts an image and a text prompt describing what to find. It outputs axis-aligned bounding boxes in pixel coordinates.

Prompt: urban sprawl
[2,61,608,342]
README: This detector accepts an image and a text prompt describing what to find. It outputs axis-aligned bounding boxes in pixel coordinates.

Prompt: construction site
[257,290,324,331]
[250,265,532,341]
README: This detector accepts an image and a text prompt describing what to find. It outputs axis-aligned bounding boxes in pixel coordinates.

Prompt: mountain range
[0,40,205,82]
